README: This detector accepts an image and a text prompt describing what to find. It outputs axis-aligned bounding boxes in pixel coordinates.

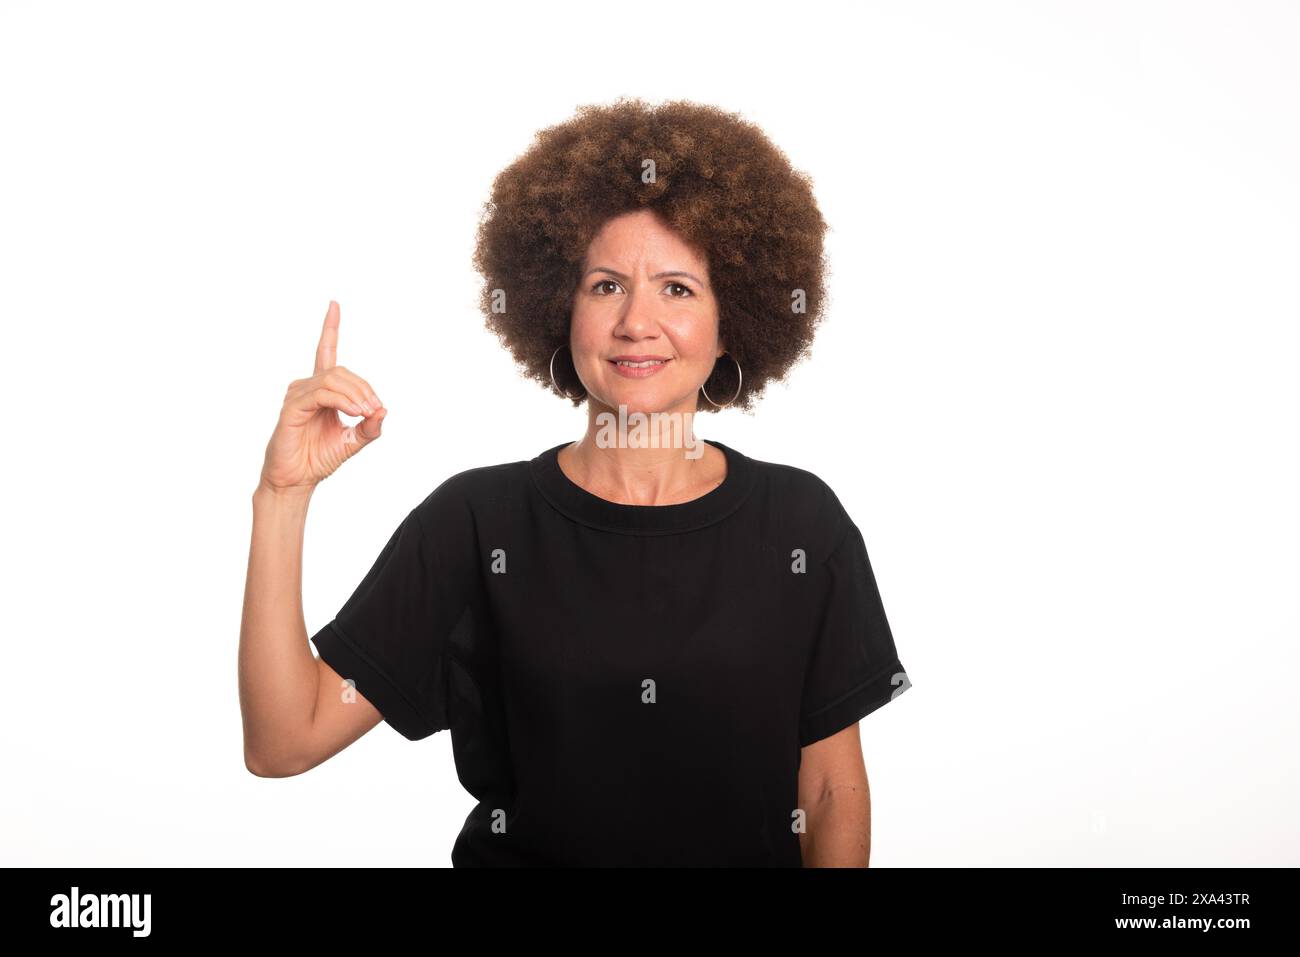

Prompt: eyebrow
[584,267,707,287]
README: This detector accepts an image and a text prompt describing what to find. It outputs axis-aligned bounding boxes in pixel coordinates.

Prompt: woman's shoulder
[411,455,533,522]
[739,449,857,553]
[741,447,848,507]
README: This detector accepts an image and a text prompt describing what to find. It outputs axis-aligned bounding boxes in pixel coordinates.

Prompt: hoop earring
[700,352,743,409]
[549,344,587,400]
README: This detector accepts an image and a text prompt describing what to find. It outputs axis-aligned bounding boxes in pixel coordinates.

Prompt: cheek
[567,315,602,360]
[574,335,604,366]
[675,326,720,361]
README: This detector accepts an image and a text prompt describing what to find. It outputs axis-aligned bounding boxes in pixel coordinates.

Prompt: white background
[1,0,1295,867]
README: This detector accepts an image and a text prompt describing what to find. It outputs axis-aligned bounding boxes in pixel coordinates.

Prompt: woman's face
[569,208,723,418]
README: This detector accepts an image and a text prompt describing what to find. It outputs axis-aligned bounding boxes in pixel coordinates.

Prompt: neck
[560,400,720,506]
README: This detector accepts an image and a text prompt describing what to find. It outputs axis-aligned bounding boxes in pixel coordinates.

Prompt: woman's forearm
[239,482,320,774]
[801,784,872,866]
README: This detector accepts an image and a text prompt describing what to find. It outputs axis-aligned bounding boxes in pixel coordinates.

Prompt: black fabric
[309,439,911,866]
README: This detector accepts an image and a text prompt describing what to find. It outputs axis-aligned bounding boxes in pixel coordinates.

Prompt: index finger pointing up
[315,300,339,374]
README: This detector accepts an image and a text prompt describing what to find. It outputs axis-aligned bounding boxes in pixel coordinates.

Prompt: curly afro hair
[471,96,830,414]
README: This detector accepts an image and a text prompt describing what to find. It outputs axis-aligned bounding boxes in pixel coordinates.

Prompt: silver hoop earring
[549,344,587,400]
[700,352,743,409]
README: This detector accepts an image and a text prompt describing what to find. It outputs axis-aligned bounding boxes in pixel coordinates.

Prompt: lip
[608,356,672,379]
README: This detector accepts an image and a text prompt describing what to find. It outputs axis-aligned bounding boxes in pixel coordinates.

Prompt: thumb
[344,407,386,451]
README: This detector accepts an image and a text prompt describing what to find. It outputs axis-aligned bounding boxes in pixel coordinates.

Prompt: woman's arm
[240,484,385,776]
[797,723,872,866]
[238,301,388,776]
[241,483,321,775]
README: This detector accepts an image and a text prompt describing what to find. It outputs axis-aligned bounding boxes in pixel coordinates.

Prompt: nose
[613,282,663,340]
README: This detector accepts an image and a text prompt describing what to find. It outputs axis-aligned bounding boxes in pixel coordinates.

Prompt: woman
[240,97,913,867]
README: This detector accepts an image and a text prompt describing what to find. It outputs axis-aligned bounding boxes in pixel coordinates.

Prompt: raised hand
[258,301,387,494]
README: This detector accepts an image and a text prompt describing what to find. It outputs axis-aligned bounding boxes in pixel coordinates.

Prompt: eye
[591,279,621,295]
[666,282,694,298]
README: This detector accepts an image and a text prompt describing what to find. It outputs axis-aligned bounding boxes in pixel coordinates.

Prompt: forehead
[585,209,708,268]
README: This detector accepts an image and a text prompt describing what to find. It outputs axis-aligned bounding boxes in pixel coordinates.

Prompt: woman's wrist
[253,478,316,509]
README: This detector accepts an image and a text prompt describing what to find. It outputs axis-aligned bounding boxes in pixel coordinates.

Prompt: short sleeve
[309,478,477,741]
[798,520,912,747]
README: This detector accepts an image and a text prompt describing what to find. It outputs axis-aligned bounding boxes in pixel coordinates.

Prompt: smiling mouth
[610,358,670,368]
[608,357,672,379]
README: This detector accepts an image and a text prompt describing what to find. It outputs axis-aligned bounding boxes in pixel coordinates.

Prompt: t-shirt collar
[528,438,755,535]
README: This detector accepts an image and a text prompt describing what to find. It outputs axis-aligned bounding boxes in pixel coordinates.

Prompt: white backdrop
[1,0,1295,867]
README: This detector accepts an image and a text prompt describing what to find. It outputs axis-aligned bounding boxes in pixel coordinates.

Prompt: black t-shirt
[309,439,911,866]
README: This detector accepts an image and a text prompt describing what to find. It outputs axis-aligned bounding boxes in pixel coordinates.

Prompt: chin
[606,397,700,424]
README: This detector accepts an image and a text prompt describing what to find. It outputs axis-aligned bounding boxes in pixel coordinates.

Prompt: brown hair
[472,96,830,413]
